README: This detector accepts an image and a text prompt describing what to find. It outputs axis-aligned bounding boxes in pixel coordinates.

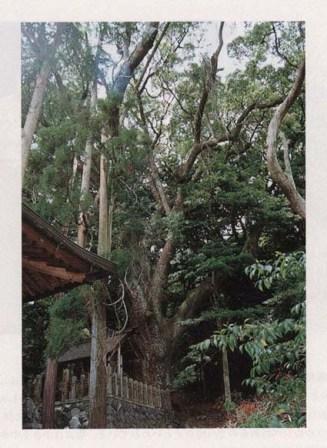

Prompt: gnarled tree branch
[266,59,305,219]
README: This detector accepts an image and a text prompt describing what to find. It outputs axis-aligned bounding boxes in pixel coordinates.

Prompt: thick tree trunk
[89,283,108,428]
[222,346,231,403]
[149,238,174,320]
[142,326,172,397]
[42,358,58,429]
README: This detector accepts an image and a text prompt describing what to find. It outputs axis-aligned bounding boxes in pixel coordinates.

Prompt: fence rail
[54,365,170,410]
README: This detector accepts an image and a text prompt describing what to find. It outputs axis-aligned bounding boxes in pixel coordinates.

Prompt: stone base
[53,397,173,429]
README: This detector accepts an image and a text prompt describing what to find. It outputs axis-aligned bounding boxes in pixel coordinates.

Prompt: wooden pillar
[80,373,86,398]
[62,368,70,401]
[148,385,153,407]
[128,378,133,401]
[42,358,58,429]
[70,376,77,400]
[158,387,162,408]
[124,376,128,399]
[112,373,117,396]
[139,382,144,405]
[133,380,138,402]
[144,383,148,405]
[107,365,113,395]
[33,374,42,403]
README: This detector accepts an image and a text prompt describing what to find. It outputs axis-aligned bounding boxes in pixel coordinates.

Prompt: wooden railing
[106,365,170,409]
[56,366,170,410]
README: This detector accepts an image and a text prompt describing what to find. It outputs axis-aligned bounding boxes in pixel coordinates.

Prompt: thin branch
[271,23,297,68]
[135,22,170,92]
[139,27,188,95]
[178,96,283,181]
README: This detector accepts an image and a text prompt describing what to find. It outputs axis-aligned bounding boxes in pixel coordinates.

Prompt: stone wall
[54,397,173,428]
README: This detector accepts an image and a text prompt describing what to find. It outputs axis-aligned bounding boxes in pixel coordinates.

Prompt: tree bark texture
[266,59,305,219]
[42,358,58,429]
[98,153,109,259]
[88,285,108,428]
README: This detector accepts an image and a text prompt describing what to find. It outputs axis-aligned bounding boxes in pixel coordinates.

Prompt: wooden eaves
[22,204,117,302]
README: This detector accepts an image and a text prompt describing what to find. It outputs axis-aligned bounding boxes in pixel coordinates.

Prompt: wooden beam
[22,222,89,272]
[22,276,35,297]
[23,258,86,283]
[31,270,62,293]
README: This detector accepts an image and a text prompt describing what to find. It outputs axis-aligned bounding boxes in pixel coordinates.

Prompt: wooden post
[107,365,113,395]
[62,368,69,401]
[26,378,33,398]
[154,387,158,408]
[33,374,42,403]
[80,374,86,398]
[124,376,128,399]
[119,371,123,398]
[158,387,162,408]
[133,380,138,402]
[148,385,153,407]
[128,378,133,401]
[76,378,81,399]
[117,345,123,376]
[139,382,144,405]
[144,383,148,405]
[85,371,89,397]
[112,373,117,397]
[70,376,77,400]
[42,358,58,429]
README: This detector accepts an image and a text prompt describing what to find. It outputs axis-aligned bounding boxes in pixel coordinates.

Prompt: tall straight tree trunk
[88,283,108,428]
[88,148,109,427]
[222,346,231,403]
[88,131,110,427]
[22,23,64,181]
[42,358,58,428]
[87,140,109,428]
[22,61,51,179]
[77,80,98,247]
[88,22,159,428]
[98,152,109,258]
[107,162,115,255]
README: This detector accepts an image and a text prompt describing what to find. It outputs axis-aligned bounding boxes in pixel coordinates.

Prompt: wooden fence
[56,366,170,410]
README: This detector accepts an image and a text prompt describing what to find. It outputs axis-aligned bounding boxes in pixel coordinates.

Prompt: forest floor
[172,394,265,428]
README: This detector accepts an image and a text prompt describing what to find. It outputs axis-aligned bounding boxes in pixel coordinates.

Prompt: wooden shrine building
[22,204,117,302]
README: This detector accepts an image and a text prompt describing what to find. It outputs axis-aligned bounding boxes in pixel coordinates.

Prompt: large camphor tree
[22,21,305,421]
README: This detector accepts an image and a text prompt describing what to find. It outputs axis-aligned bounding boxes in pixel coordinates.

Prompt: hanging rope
[105,276,129,335]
